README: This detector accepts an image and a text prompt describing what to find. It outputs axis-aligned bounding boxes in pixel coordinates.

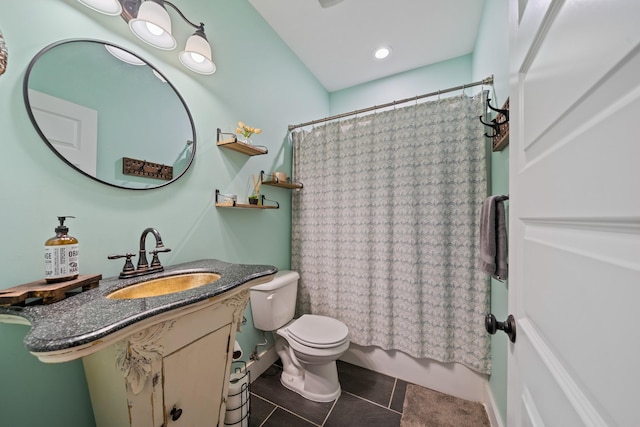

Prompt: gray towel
[478,195,508,280]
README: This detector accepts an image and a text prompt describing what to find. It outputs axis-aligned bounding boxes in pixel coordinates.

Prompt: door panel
[163,324,232,426]
[518,328,591,426]
[519,53,640,217]
[521,0,640,150]
[509,1,640,426]
[524,234,637,417]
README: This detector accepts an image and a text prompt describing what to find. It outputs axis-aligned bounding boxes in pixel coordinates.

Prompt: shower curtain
[291,93,491,374]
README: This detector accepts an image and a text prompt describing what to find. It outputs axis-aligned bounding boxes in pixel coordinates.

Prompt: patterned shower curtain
[291,94,491,374]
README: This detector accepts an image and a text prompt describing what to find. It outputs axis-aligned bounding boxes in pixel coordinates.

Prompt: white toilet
[250,270,350,402]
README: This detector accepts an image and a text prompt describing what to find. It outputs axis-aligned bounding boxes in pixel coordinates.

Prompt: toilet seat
[286,315,349,349]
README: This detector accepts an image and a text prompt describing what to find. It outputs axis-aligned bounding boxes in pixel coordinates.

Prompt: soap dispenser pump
[44,216,79,283]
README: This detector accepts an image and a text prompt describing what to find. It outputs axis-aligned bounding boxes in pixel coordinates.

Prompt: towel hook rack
[486,97,509,122]
[479,97,510,151]
[479,115,500,138]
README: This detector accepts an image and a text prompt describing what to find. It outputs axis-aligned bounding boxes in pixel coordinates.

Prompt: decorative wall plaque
[492,98,509,151]
[123,157,173,181]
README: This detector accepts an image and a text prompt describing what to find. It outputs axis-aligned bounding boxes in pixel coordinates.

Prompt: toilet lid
[287,314,349,348]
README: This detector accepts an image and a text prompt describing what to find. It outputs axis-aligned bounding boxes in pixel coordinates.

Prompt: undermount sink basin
[107,272,221,300]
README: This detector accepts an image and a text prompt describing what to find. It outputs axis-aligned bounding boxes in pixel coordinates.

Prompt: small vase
[248,196,259,205]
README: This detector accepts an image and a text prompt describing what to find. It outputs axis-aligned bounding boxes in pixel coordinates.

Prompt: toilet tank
[249,270,299,331]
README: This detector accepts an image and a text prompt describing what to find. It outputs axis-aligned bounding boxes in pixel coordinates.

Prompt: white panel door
[28,89,98,176]
[508,1,640,426]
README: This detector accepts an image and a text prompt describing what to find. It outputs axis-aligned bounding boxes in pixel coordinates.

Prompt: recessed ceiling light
[373,46,392,60]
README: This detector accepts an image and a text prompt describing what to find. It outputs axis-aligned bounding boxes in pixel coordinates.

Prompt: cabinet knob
[170,406,183,421]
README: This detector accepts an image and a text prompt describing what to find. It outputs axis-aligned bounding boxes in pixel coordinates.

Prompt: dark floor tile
[261,407,318,427]
[325,392,401,427]
[390,380,408,413]
[336,361,396,407]
[251,365,333,425]
[249,394,277,427]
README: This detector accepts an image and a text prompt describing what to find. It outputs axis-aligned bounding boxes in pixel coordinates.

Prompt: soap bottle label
[45,244,79,280]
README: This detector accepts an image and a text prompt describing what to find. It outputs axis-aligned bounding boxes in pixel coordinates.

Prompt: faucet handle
[149,248,171,268]
[108,253,136,273]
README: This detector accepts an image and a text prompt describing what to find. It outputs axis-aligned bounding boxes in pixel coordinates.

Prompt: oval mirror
[24,39,195,190]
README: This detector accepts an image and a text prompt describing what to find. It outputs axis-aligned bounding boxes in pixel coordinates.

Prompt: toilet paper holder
[233,340,243,360]
[225,361,250,427]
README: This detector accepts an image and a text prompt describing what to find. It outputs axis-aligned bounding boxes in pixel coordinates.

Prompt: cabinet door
[163,324,232,426]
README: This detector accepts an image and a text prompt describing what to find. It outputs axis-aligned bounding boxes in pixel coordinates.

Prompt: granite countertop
[0,259,277,354]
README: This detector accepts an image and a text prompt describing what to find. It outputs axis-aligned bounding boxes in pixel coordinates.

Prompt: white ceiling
[248,0,486,92]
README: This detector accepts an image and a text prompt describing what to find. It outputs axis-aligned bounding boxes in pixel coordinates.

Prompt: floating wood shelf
[215,203,278,209]
[260,171,303,189]
[217,128,267,156]
[262,180,303,189]
[215,189,279,209]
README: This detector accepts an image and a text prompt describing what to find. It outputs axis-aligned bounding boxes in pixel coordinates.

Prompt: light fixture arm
[163,1,204,32]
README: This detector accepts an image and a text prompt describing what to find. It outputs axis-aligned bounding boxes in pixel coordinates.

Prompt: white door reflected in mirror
[29,89,98,176]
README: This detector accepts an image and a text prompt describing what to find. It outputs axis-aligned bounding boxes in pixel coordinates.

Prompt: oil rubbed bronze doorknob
[485,314,516,343]
[170,406,183,421]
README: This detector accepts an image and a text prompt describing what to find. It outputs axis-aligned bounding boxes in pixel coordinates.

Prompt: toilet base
[280,361,342,402]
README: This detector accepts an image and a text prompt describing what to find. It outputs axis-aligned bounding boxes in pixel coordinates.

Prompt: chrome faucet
[108,227,171,279]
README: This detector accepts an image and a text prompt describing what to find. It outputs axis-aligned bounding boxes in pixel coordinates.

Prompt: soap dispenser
[44,216,79,283]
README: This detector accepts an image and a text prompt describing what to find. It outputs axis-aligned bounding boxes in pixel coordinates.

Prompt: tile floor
[247,360,407,427]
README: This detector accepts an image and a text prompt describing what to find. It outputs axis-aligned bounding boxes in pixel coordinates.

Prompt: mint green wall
[473,1,510,425]
[329,54,473,114]
[0,1,328,426]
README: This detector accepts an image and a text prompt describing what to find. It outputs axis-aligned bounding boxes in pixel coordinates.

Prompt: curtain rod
[288,75,493,131]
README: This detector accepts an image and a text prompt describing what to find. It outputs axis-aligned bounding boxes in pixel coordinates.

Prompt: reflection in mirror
[24,39,196,189]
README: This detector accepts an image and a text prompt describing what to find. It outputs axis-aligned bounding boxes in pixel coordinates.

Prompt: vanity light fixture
[129,0,176,50]
[373,46,392,60]
[178,26,216,75]
[77,0,216,75]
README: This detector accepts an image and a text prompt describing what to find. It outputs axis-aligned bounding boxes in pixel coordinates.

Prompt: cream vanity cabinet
[82,287,250,427]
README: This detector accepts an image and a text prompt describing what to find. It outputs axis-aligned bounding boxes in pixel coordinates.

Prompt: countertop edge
[0,259,277,360]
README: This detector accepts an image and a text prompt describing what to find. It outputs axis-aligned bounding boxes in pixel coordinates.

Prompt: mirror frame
[23,39,197,190]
